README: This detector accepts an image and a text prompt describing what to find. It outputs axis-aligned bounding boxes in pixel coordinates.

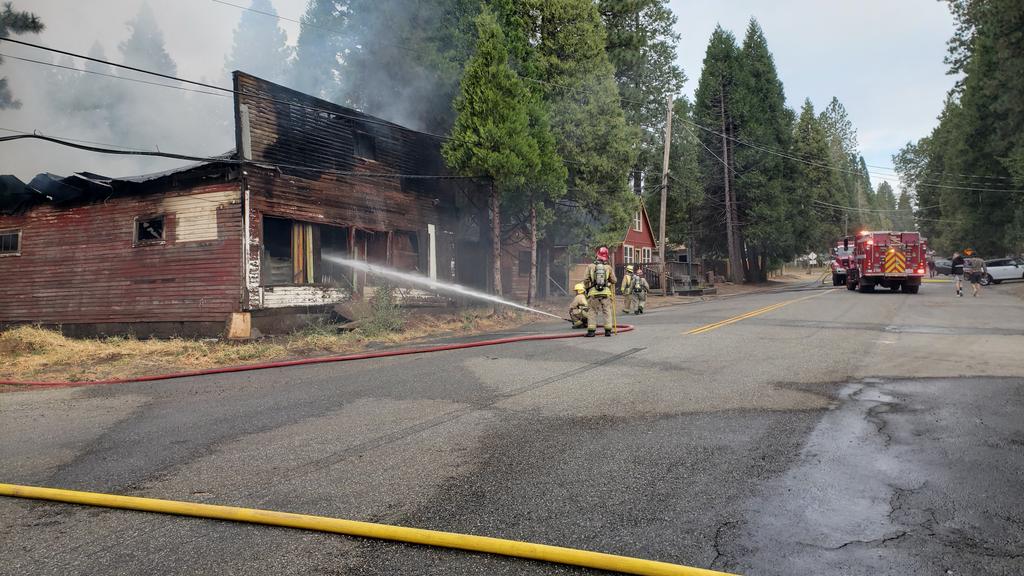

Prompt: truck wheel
[832,274,840,286]
[846,278,857,291]
[903,285,920,294]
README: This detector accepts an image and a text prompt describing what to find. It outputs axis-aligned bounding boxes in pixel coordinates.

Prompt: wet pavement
[2,283,1023,575]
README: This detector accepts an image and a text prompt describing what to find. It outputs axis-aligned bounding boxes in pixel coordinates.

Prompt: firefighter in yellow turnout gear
[568,283,589,329]
[620,265,636,314]
[631,268,650,314]
[584,247,617,337]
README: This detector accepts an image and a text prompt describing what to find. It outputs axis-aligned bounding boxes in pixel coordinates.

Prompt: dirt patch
[0,308,538,384]
[1008,282,1024,302]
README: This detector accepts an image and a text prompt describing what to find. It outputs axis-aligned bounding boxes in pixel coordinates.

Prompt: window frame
[633,212,642,232]
[0,228,22,257]
[133,215,166,246]
[623,244,634,264]
[354,131,378,161]
[641,247,652,263]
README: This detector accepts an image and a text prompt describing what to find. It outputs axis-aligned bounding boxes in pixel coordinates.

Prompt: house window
[0,228,21,256]
[263,216,353,286]
[623,245,634,264]
[641,247,652,263]
[518,250,532,276]
[633,212,642,232]
[134,216,165,245]
[354,131,377,161]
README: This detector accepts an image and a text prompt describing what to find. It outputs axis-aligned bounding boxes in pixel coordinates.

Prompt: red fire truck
[844,231,927,294]
[830,241,855,286]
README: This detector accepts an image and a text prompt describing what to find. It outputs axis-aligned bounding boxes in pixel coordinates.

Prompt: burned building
[0,72,490,337]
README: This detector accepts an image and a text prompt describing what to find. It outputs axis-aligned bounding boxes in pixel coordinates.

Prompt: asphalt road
[2,279,1023,575]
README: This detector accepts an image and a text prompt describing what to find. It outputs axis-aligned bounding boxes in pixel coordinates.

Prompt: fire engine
[830,240,854,286]
[844,231,927,294]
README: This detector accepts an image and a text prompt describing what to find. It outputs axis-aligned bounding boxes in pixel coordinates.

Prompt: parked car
[933,258,952,275]
[980,259,1023,285]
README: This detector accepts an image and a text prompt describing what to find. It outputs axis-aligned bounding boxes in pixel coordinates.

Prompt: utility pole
[659,94,673,296]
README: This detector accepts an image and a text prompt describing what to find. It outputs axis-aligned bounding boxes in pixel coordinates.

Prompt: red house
[615,204,657,267]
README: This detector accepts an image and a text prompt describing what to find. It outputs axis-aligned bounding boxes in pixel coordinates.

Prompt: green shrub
[362,284,405,336]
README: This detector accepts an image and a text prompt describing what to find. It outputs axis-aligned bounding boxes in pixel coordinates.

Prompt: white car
[980,259,1024,285]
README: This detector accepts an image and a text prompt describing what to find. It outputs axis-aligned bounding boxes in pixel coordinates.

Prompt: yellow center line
[685,290,832,335]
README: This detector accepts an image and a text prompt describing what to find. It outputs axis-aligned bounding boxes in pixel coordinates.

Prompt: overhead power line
[0,134,485,180]
[675,115,1024,194]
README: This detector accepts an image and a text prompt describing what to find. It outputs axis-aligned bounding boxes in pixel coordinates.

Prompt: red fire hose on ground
[0,325,635,391]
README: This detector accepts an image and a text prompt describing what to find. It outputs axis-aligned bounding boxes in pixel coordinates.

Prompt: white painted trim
[428,223,437,281]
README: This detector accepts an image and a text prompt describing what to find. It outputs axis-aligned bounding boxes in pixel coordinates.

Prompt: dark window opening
[262,217,294,285]
[519,250,532,276]
[319,224,351,285]
[392,231,420,272]
[0,229,21,255]
[354,132,377,161]
[135,216,165,244]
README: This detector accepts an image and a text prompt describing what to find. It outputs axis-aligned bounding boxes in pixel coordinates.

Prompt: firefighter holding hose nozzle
[568,283,589,329]
[584,246,617,337]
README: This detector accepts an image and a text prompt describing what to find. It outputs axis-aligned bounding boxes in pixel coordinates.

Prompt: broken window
[0,229,21,256]
[319,224,351,285]
[391,231,420,272]
[519,250,531,276]
[262,216,352,287]
[354,132,377,161]
[262,217,294,285]
[134,216,165,244]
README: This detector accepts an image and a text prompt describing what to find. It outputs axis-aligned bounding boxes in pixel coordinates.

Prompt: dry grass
[0,307,535,384]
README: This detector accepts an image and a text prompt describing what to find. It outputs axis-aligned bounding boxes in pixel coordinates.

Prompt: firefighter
[620,265,636,314]
[568,283,589,328]
[632,267,650,314]
[584,246,617,337]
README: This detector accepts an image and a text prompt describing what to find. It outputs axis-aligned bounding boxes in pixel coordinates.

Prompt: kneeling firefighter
[568,283,589,329]
[632,267,650,314]
[620,265,636,314]
[584,246,617,337]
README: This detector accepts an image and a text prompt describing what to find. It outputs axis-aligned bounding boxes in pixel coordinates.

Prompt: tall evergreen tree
[495,0,637,247]
[790,98,841,250]
[225,0,293,85]
[732,18,791,281]
[892,190,915,231]
[693,26,742,282]
[443,6,560,297]
[119,2,177,77]
[0,2,44,109]
[598,0,686,196]
[291,0,478,132]
[875,181,897,229]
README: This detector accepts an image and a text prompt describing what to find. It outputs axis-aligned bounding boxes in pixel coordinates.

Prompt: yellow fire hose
[0,483,735,576]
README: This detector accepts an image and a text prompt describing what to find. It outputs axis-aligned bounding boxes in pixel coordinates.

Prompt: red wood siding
[615,205,657,263]
[0,184,243,324]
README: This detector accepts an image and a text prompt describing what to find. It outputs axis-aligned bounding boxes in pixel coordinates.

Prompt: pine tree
[443,6,547,297]
[495,0,637,248]
[225,0,293,85]
[119,3,177,77]
[0,2,44,109]
[291,0,348,100]
[292,0,478,132]
[732,19,791,281]
[875,181,897,229]
[693,26,742,282]
[893,190,915,231]
[598,0,686,196]
[790,98,841,250]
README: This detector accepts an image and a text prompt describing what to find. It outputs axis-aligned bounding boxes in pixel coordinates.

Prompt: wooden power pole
[659,94,673,295]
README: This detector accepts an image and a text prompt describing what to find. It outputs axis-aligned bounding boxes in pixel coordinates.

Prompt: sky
[0,0,957,192]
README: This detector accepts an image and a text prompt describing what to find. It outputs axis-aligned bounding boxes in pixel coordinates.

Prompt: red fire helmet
[596,246,610,260]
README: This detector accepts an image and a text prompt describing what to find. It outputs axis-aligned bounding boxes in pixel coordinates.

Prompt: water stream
[323,255,563,320]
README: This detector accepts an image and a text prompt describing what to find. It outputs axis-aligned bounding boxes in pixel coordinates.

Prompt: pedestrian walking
[951,251,965,297]
[568,283,589,329]
[964,249,986,298]
[620,265,636,314]
[632,268,650,314]
[584,246,617,337]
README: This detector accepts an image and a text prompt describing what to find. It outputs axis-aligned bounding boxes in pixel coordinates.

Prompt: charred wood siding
[0,184,242,325]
